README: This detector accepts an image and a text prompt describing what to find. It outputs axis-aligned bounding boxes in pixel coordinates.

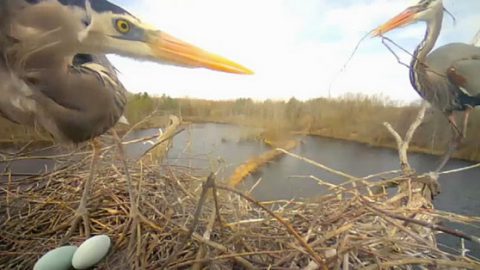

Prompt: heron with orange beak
[373,0,480,173]
[0,0,252,238]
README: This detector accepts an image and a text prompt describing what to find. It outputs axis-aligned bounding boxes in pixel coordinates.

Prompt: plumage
[412,43,480,114]
[22,54,127,143]
[0,0,251,143]
[427,43,480,102]
[0,7,127,142]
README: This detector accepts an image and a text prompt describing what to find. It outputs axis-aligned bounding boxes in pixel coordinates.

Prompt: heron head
[77,0,253,75]
[372,0,443,36]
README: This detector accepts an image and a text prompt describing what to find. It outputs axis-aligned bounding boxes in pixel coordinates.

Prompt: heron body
[415,42,480,115]
[374,0,480,132]
[0,0,252,143]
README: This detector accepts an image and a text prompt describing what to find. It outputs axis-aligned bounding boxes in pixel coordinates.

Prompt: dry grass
[1,131,479,269]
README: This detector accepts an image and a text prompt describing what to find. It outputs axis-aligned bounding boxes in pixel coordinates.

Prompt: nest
[1,135,479,270]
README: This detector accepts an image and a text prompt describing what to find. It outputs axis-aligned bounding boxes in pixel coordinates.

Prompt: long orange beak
[372,8,416,37]
[148,31,253,75]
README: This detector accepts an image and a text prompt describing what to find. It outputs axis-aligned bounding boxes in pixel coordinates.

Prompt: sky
[108,0,480,103]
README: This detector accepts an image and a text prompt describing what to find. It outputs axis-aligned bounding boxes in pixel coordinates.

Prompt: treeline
[1,92,479,161]
[126,93,480,161]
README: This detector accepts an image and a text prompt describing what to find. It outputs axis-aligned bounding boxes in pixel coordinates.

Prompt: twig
[215,184,327,269]
[211,182,223,227]
[328,31,371,96]
[192,206,217,270]
[361,258,479,270]
[277,148,358,180]
[439,162,480,175]
[365,199,480,244]
[381,37,410,69]
[380,35,448,79]
[246,177,263,195]
[160,173,215,270]
[121,109,160,139]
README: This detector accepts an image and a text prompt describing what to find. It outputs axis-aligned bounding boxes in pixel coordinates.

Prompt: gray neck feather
[409,12,443,97]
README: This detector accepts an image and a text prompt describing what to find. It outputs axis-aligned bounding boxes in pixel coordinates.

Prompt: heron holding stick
[373,0,480,173]
[0,0,252,238]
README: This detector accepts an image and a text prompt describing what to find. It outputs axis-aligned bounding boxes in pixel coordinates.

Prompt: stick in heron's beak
[148,31,253,75]
[372,8,417,37]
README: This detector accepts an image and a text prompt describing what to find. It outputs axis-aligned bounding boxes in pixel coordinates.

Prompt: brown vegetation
[174,94,480,161]
[1,92,479,161]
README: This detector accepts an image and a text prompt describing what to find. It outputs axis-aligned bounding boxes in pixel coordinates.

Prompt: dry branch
[138,115,181,164]
[383,102,428,174]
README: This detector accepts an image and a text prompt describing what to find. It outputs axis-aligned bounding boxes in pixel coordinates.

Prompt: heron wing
[447,58,480,98]
[24,54,127,143]
[0,55,73,141]
[427,43,480,98]
[0,54,128,143]
[0,57,36,125]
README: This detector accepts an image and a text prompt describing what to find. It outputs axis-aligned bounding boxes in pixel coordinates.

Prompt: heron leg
[447,113,463,138]
[61,139,100,243]
[434,114,464,173]
[434,136,460,173]
[461,107,472,139]
[112,131,140,254]
[112,131,138,215]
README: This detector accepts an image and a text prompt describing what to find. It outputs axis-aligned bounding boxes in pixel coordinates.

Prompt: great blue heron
[373,0,480,171]
[0,0,252,238]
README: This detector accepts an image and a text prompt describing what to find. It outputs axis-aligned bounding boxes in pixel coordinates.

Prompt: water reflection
[0,146,62,182]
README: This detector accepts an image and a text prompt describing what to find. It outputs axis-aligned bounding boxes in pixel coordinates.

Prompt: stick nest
[0,142,479,270]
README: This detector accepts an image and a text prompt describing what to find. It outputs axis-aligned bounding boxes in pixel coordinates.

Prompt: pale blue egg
[33,246,77,270]
[72,235,111,269]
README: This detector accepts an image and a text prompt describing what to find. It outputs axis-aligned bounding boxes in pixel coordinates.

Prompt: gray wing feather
[0,57,37,125]
[449,58,480,97]
[426,43,480,97]
[20,55,127,143]
[0,54,127,143]
[0,56,68,140]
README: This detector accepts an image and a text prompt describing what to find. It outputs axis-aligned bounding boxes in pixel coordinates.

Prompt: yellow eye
[115,19,130,33]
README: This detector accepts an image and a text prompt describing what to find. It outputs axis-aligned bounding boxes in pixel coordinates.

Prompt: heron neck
[409,17,442,94]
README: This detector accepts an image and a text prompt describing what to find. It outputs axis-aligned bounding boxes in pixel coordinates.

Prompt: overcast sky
[108,0,479,103]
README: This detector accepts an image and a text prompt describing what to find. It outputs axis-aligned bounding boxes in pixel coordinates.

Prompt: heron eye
[115,19,131,34]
